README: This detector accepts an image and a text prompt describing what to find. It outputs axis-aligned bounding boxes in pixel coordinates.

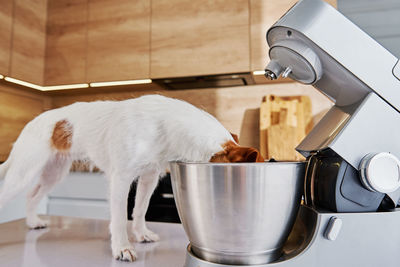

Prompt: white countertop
[0,216,189,267]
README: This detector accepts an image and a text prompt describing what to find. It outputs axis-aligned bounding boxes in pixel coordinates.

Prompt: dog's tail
[0,158,11,181]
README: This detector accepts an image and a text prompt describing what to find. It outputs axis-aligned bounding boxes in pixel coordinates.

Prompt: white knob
[359,153,400,193]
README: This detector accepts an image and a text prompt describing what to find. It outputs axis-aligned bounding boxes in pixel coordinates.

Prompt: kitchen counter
[0,216,188,267]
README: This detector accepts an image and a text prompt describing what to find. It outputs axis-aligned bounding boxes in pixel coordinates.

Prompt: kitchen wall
[0,77,333,161]
[51,83,332,149]
[338,0,400,57]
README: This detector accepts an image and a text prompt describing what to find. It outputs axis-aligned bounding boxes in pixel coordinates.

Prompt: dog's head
[210,141,264,163]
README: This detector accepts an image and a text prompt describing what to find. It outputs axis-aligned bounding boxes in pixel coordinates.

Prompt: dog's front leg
[109,175,136,262]
[132,170,160,242]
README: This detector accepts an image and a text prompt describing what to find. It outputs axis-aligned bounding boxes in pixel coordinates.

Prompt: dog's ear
[245,149,265,162]
[210,141,265,163]
[228,147,264,163]
[210,141,239,163]
[230,132,239,144]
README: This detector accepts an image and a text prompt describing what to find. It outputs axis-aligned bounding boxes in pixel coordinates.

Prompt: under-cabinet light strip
[4,77,43,90]
[252,70,266,75]
[1,75,152,91]
[42,83,89,91]
[90,79,152,87]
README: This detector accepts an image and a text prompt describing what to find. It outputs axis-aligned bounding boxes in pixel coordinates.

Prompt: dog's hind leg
[26,154,72,229]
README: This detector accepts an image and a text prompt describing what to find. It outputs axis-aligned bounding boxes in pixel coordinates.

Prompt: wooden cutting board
[259,95,313,161]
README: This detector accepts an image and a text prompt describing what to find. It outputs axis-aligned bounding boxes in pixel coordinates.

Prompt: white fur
[0,94,234,261]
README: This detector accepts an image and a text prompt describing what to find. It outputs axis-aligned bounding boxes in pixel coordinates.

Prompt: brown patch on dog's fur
[51,119,73,152]
[210,141,264,163]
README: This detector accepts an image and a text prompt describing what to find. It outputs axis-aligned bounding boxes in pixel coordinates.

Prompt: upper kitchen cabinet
[151,0,250,79]
[10,0,47,85]
[87,0,150,82]
[0,0,13,76]
[45,0,87,85]
[250,0,337,72]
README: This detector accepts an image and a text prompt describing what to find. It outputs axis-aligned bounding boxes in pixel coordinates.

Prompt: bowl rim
[168,160,306,166]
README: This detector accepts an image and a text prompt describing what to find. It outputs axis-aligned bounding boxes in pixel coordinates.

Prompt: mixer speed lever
[324,217,342,241]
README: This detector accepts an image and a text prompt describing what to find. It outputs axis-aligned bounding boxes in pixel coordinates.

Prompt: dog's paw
[26,217,48,230]
[132,228,160,243]
[113,246,137,262]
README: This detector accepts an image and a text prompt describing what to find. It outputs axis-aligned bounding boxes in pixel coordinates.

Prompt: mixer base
[183,205,400,267]
[185,245,275,267]
[190,244,281,265]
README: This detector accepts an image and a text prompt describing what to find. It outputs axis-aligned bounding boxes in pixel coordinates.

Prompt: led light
[253,70,266,75]
[4,76,152,91]
[42,83,89,91]
[90,79,152,87]
[4,77,43,90]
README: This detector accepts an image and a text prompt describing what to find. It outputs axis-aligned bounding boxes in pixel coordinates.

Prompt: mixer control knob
[359,152,400,193]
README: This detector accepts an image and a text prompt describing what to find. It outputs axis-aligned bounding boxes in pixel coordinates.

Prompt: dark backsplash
[127,173,181,223]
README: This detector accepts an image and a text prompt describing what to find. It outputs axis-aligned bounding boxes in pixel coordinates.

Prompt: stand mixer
[170,0,400,266]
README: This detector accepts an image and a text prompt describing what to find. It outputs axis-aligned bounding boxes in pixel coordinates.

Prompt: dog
[0,94,264,261]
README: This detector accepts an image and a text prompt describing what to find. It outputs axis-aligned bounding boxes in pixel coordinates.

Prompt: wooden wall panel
[87,0,150,82]
[45,0,88,85]
[0,83,49,162]
[10,0,47,85]
[151,0,250,79]
[250,0,337,71]
[0,0,13,76]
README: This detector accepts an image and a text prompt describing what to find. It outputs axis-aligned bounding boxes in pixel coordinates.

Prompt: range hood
[153,72,255,90]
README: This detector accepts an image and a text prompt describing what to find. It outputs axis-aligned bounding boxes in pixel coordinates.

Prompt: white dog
[0,94,263,261]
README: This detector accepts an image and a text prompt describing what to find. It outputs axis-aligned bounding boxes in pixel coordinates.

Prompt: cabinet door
[250,0,337,72]
[0,0,13,76]
[87,0,150,82]
[45,0,87,85]
[151,0,250,79]
[10,0,47,85]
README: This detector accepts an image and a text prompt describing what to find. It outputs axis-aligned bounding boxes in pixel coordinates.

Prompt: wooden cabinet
[45,0,150,85]
[3,0,338,86]
[151,0,250,79]
[87,0,150,82]
[10,0,47,85]
[0,0,13,76]
[250,0,337,72]
[45,0,88,85]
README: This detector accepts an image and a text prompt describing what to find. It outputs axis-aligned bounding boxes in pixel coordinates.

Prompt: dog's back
[6,94,233,175]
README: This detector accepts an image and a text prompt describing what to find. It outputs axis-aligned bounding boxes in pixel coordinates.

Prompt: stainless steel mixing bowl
[169,161,305,265]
